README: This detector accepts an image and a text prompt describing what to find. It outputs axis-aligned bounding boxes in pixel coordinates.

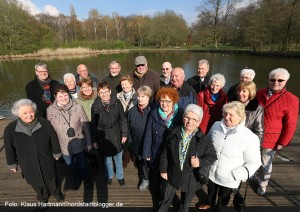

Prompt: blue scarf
[158,104,178,128]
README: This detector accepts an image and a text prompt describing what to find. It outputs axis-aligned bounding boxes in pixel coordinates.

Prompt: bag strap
[243,166,250,202]
[60,110,71,128]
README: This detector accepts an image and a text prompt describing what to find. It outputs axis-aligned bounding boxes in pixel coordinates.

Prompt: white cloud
[44,5,60,16]
[17,0,60,17]
[17,0,41,15]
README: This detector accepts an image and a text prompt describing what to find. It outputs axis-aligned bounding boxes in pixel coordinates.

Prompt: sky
[18,0,253,26]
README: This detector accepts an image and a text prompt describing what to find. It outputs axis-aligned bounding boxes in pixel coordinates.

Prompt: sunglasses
[270,79,285,83]
[136,64,145,67]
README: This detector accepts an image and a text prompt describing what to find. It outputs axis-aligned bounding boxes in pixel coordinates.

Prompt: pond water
[0,51,299,117]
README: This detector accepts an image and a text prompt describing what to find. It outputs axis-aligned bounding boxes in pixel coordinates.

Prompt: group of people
[4,56,299,212]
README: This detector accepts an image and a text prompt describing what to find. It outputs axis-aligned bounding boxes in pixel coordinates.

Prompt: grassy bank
[1,45,299,60]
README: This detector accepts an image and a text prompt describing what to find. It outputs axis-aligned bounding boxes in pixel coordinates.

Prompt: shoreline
[1,48,300,61]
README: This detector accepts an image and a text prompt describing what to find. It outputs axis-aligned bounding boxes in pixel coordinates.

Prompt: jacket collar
[15,119,42,136]
[220,119,246,135]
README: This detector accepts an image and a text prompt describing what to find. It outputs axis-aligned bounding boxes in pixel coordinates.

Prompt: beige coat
[47,100,92,155]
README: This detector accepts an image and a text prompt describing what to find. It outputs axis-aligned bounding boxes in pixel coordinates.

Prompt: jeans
[103,150,124,180]
[63,150,90,182]
[257,148,276,187]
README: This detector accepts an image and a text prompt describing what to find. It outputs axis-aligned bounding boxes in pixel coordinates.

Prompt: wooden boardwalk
[0,117,299,212]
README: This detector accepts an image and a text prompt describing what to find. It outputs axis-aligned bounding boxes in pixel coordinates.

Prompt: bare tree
[112,13,123,40]
[88,9,101,41]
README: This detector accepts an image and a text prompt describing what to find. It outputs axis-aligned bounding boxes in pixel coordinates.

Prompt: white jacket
[207,120,261,188]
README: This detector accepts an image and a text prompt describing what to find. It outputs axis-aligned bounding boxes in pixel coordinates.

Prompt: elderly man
[26,63,59,117]
[102,61,123,96]
[64,73,79,99]
[187,59,210,93]
[256,68,299,196]
[160,62,173,86]
[227,68,256,102]
[75,64,99,88]
[171,67,197,109]
[130,56,160,97]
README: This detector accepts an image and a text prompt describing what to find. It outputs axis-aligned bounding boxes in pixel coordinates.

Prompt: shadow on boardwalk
[0,117,299,211]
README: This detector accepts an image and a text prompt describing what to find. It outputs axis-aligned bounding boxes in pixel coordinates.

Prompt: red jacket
[197,88,227,134]
[256,87,299,149]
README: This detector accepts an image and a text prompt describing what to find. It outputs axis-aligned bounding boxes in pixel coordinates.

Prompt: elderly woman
[4,99,63,203]
[127,86,154,190]
[117,75,137,114]
[198,101,261,211]
[227,68,256,102]
[236,81,264,141]
[143,86,183,211]
[75,78,99,173]
[47,84,92,190]
[75,78,98,121]
[159,104,217,212]
[64,73,79,99]
[197,73,227,134]
[91,81,128,186]
[256,68,299,195]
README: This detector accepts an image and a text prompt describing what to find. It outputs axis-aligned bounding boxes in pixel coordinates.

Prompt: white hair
[198,59,209,69]
[63,73,76,83]
[184,104,204,122]
[209,73,226,87]
[11,99,37,117]
[222,101,246,122]
[269,68,290,81]
[35,63,48,72]
[240,69,256,80]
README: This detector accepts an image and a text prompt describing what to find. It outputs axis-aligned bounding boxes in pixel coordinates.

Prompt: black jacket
[4,117,61,187]
[25,77,59,117]
[187,75,210,94]
[102,74,122,96]
[227,83,239,102]
[160,126,217,192]
[91,95,128,156]
[127,103,155,156]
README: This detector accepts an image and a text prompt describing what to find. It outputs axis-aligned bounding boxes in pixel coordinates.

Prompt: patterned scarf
[37,76,52,105]
[101,99,111,112]
[158,104,178,128]
[179,127,198,170]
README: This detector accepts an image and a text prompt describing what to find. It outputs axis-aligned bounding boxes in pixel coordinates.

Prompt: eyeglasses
[99,90,110,95]
[240,76,252,81]
[184,116,199,123]
[270,79,285,83]
[159,99,172,104]
[136,64,145,67]
[162,68,170,71]
[37,71,48,74]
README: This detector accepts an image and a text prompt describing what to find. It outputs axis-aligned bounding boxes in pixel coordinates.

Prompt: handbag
[233,167,249,212]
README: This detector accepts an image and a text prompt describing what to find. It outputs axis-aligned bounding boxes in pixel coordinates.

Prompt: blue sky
[19,0,252,26]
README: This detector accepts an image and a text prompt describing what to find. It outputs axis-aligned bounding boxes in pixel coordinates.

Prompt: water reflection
[0,51,299,117]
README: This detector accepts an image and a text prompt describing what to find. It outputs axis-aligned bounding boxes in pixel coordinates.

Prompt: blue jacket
[143,106,183,169]
[176,82,197,109]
